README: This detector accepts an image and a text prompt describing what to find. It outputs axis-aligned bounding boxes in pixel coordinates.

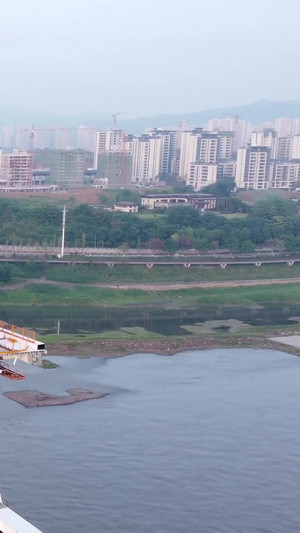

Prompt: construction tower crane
[18,125,74,151]
[223,113,241,120]
[112,112,127,129]
[222,114,242,150]
[222,113,242,129]
[19,125,96,150]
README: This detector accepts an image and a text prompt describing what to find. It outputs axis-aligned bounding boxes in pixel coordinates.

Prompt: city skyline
[0,0,300,116]
[2,113,300,192]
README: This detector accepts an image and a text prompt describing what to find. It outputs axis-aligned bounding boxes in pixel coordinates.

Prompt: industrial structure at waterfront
[1,345,43,528]
[0,321,46,380]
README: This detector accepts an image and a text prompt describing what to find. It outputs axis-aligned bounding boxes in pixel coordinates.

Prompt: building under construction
[50,148,85,189]
[96,151,132,188]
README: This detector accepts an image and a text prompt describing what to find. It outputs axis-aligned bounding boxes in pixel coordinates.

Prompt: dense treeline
[0,197,299,252]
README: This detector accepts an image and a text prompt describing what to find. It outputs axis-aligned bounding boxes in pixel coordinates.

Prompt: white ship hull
[0,494,43,533]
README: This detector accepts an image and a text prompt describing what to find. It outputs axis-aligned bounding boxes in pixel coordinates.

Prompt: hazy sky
[0,0,299,117]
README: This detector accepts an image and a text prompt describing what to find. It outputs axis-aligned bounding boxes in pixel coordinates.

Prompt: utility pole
[61,205,66,258]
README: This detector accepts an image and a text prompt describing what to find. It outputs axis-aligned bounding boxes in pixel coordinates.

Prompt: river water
[1,349,300,533]
[1,303,300,336]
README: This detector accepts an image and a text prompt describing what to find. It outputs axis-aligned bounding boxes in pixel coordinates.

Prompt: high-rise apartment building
[55,129,75,150]
[275,118,292,138]
[269,162,293,189]
[0,125,15,148]
[197,133,218,164]
[146,129,179,176]
[291,136,300,160]
[269,161,300,188]
[277,137,292,160]
[131,135,162,183]
[178,129,219,179]
[288,162,300,185]
[94,129,124,170]
[33,130,51,150]
[50,148,85,189]
[93,128,134,188]
[178,131,200,179]
[77,126,96,152]
[206,119,250,151]
[206,119,221,132]
[217,161,236,180]
[236,146,270,189]
[129,129,180,184]
[250,129,278,157]
[1,150,33,187]
[187,163,218,190]
[292,118,300,136]
[217,131,234,160]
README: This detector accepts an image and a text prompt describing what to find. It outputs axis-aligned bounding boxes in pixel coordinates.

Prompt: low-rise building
[32,169,48,186]
[0,184,58,193]
[141,193,228,212]
[114,201,139,213]
[91,177,108,189]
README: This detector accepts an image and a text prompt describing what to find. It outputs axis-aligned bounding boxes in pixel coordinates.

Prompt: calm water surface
[1,349,300,532]
[1,304,300,336]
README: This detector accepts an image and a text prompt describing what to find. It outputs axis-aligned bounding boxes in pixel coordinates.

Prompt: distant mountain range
[1,100,300,134]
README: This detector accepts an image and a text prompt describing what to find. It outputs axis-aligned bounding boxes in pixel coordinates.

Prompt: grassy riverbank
[0,281,300,307]
[44,327,300,359]
[42,322,300,345]
[5,261,300,285]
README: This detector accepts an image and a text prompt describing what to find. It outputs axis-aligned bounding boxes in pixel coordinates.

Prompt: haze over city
[3,2,300,533]
[1,0,300,117]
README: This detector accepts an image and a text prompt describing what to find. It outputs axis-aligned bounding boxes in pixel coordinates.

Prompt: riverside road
[0,256,299,267]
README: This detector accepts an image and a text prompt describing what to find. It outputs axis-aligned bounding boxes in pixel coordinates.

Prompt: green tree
[167,207,200,228]
[201,179,236,197]
[164,239,180,252]
[0,264,11,283]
